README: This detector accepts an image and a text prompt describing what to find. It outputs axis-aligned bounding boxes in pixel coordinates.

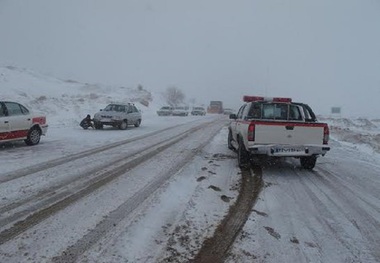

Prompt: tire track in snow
[50,120,226,263]
[193,165,263,263]
[304,168,380,261]
[0,120,221,246]
[0,120,216,226]
[0,121,200,184]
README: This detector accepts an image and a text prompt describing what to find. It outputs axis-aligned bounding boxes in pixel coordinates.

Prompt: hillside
[0,66,154,125]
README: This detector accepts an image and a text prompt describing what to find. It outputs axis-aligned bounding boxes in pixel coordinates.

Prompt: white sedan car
[0,101,48,145]
[172,106,189,116]
[93,103,142,130]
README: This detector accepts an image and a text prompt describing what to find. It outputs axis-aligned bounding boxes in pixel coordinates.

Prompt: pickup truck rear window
[247,103,302,121]
[262,104,288,120]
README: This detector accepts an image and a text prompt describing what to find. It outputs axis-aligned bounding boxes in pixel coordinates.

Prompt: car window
[4,102,26,116]
[302,105,313,121]
[262,103,288,120]
[0,103,5,117]
[20,104,29,114]
[237,105,246,119]
[132,106,138,112]
[289,105,302,120]
[242,104,250,119]
[275,104,288,120]
[104,104,114,111]
[248,103,261,119]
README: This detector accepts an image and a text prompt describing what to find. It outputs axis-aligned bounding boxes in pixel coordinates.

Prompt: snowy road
[1,115,380,263]
[227,139,380,263]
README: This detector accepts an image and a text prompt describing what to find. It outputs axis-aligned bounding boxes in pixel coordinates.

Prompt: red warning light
[243,96,265,102]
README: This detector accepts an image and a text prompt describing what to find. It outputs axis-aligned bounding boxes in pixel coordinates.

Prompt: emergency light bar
[243,96,292,103]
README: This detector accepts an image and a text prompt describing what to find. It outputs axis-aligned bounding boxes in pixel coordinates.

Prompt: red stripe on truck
[238,120,328,128]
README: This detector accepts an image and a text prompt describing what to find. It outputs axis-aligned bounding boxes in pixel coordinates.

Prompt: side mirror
[229,114,237,119]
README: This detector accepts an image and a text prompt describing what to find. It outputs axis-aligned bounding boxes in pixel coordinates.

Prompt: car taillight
[32,116,46,125]
[248,123,255,141]
[323,125,329,144]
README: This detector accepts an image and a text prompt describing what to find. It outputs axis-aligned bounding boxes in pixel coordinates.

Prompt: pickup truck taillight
[323,125,329,144]
[248,123,255,141]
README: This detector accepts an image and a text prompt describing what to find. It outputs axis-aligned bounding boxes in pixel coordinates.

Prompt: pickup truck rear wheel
[238,138,250,168]
[24,127,41,146]
[300,156,317,170]
[228,130,235,151]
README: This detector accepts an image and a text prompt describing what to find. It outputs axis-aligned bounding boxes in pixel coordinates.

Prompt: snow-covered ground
[0,67,240,262]
[1,67,380,262]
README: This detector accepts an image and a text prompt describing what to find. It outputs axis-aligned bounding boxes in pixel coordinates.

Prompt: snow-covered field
[1,66,380,262]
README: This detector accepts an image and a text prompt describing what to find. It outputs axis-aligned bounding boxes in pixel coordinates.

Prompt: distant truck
[228,96,330,169]
[207,101,223,114]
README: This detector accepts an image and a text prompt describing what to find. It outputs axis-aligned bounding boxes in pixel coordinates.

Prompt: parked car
[0,101,48,145]
[93,103,142,130]
[191,106,206,116]
[157,106,174,116]
[223,108,235,115]
[172,106,189,116]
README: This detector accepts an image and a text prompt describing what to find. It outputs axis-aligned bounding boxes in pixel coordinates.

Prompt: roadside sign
[331,107,341,114]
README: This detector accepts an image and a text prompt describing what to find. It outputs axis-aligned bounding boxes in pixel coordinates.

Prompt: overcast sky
[0,0,379,117]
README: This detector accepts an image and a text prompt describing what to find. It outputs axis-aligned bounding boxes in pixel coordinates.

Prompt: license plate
[274,147,303,153]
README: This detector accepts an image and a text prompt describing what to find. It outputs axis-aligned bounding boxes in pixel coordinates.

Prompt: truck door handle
[285,126,294,130]
[4,121,8,123]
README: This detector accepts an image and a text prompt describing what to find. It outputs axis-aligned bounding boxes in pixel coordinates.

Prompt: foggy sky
[1,0,379,117]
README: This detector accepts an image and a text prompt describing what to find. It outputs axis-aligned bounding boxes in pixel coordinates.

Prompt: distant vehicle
[223,108,234,115]
[228,96,330,169]
[191,106,206,116]
[207,101,223,114]
[0,101,48,145]
[157,106,174,116]
[93,103,142,130]
[172,106,189,116]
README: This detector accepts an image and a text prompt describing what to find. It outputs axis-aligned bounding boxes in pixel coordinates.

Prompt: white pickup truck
[228,96,330,169]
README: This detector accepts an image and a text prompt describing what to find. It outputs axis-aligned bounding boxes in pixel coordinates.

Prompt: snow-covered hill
[321,116,380,154]
[1,66,380,155]
[0,66,157,126]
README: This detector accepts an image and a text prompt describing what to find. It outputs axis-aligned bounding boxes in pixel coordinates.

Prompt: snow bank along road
[1,116,380,263]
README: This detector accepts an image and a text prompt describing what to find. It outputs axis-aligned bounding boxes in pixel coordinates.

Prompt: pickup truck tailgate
[254,122,325,145]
